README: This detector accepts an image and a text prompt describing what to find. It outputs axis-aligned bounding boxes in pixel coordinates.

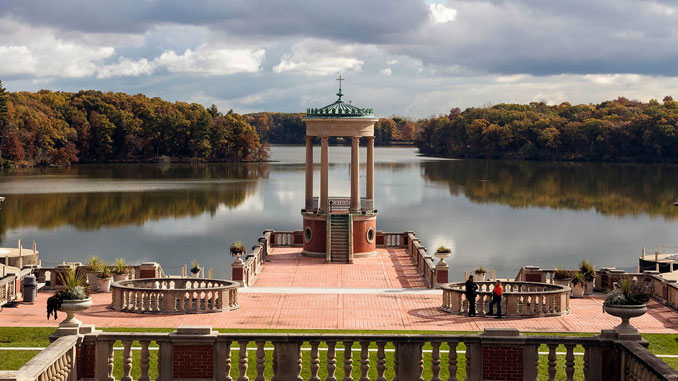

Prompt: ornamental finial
[336,74,344,101]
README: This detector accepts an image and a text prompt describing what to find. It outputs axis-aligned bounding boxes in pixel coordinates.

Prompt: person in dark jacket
[465,275,478,317]
[488,280,503,319]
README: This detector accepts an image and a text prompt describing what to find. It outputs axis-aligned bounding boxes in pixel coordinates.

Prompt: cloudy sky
[1,0,678,118]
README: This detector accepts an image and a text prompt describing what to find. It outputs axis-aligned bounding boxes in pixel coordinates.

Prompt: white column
[366,136,374,204]
[320,137,329,212]
[305,136,314,210]
[350,136,360,212]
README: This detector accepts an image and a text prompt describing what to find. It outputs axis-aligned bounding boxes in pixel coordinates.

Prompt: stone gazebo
[301,80,378,263]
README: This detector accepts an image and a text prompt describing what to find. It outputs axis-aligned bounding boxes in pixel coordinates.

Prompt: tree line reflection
[1,159,676,238]
[421,160,678,219]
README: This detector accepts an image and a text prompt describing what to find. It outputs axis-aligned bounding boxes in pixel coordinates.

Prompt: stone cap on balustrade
[176,326,213,335]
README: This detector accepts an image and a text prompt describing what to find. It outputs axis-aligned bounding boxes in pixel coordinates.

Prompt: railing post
[395,342,424,381]
[273,342,303,381]
[157,340,172,381]
[523,343,539,381]
[232,260,245,287]
[95,339,113,381]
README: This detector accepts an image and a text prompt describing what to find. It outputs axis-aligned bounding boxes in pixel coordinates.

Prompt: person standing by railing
[465,275,478,317]
[488,280,503,319]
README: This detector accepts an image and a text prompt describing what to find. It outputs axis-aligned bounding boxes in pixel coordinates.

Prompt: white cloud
[495,74,529,83]
[387,59,399,65]
[583,74,643,86]
[0,19,114,78]
[273,39,364,76]
[0,46,36,75]
[97,57,154,79]
[429,4,457,24]
[380,67,392,76]
[154,45,265,75]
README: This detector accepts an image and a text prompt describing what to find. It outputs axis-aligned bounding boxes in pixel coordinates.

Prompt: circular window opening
[304,227,313,243]
[366,227,375,244]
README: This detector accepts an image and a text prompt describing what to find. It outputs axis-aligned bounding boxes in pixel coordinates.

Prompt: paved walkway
[1,247,677,333]
[250,247,427,289]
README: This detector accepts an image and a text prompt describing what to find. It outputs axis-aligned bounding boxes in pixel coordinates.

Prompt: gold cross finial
[336,74,344,91]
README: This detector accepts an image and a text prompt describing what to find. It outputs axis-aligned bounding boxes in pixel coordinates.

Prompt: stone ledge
[176,326,213,335]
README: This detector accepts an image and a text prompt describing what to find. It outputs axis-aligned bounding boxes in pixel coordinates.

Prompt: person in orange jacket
[488,280,503,319]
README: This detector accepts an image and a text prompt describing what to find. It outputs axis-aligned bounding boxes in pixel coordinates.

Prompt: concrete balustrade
[3,326,678,381]
[441,281,571,317]
[110,278,239,314]
[0,274,16,308]
[516,265,678,312]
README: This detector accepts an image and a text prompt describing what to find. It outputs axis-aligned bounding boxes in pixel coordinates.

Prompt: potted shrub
[190,260,201,278]
[604,278,652,337]
[112,258,129,282]
[230,241,246,257]
[570,272,586,298]
[474,266,487,281]
[85,255,102,291]
[579,259,596,295]
[47,268,92,327]
[97,263,113,292]
[553,266,573,287]
[435,246,452,265]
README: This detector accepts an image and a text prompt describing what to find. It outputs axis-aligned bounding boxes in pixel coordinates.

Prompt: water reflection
[0,147,676,279]
[422,160,678,219]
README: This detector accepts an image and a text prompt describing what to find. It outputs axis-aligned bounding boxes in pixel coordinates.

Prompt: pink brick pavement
[2,247,677,333]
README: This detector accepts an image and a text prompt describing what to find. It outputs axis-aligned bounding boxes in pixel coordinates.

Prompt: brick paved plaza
[2,247,677,333]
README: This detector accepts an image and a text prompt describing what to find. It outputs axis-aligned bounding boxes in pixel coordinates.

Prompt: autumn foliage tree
[0,88,267,166]
[416,97,678,162]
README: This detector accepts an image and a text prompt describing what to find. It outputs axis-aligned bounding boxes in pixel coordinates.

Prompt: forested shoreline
[0,82,267,167]
[1,82,677,166]
[416,97,678,162]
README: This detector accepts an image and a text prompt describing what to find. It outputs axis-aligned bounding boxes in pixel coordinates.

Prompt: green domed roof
[305,83,374,118]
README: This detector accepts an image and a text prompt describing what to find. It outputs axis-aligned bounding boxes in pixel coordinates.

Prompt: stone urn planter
[554,279,571,288]
[86,271,100,291]
[474,272,486,281]
[113,273,129,282]
[604,304,647,336]
[97,277,112,292]
[191,270,200,279]
[571,283,585,298]
[58,298,92,327]
[584,280,595,295]
[434,248,452,265]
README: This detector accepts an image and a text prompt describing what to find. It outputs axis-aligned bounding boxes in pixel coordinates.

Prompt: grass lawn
[1,327,676,380]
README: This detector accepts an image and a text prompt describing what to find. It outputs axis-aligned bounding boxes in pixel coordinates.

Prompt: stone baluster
[269,345,276,381]
[583,345,590,381]
[107,341,115,381]
[359,341,370,381]
[189,291,195,312]
[343,341,354,381]
[121,340,133,381]
[219,340,233,381]
[431,341,441,381]
[393,345,398,381]
[310,341,321,381]
[238,341,249,381]
[447,341,458,381]
[565,344,575,381]
[255,341,265,381]
[376,341,386,381]
[139,340,151,381]
[547,344,558,381]
[464,341,470,381]
[326,341,337,381]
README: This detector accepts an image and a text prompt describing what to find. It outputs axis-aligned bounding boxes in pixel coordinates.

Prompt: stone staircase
[330,214,349,263]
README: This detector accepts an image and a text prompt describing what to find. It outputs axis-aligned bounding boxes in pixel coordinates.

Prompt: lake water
[1,145,677,280]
